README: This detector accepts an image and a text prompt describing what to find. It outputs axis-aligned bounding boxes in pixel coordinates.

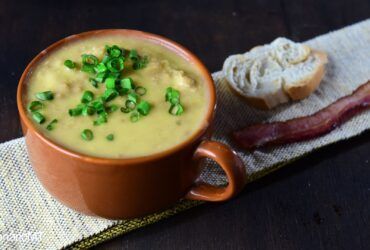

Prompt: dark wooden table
[1,0,369,249]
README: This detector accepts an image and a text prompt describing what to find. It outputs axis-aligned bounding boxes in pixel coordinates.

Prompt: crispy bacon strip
[233,81,370,150]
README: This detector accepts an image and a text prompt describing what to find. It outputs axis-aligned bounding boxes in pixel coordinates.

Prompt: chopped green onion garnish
[130,111,140,122]
[106,105,118,113]
[165,87,184,115]
[68,104,84,116]
[91,99,105,112]
[32,111,45,124]
[102,89,118,102]
[127,93,138,103]
[67,45,153,128]
[169,103,184,116]
[165,87,180,103]
[137,101,151,116]
[27,101,43,111]
[96,109,106,115]
[69,107,82,116]
[170,97,179,105]
[118,88,128,96]
[105,77,116,89]
[102,55,110,64]
[81,54,98,74]
[120,107,131,113]
[129,49,138,61]
[36,91,54,101]
[82,54,99,66]
[64,60,76,69]
[81,64,96,74]
[81,129,94,141]
[95,72,107,83]
[125,100,136,110]
[106,45,122,58]
[82,105,95,116]
[95,62,107,73]
[81,90,94,104]
[107,57,124,73]
[133,56,148,70]
[135,86,147,96]
[107,72,121,79]
[46,119,58,131]
[106,134,114,141]
[120,78,134,90]
[89,78,99,88]
[93,112,108,126]
[120,78,134,95]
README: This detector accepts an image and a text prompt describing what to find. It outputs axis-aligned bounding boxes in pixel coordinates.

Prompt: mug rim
[17,29,216,165]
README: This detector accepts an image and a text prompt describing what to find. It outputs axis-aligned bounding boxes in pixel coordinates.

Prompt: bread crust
[284,50,328,100]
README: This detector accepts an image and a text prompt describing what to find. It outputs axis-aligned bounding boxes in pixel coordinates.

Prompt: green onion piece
[36,91,54,101]
[118,88,128,96]
[133,56,148,70]
[137,101,151,116]
[93,112,108,126]
[81,64,96,74]
[105,77,116,89]
[64,60,76,69]
[32,111,46,124]
[127,93,138,103]
[96,109,106,115]
[106,45,122,58]
[106,134,114,141]
[82,54,99,66]
[69,107,82,116]
[69,104,85,116]
[165,87,184,115]
[165,87,172,102]
[169,103,184,116]
[82,105,95,116]
[94,98,106,114]
[120,77,134,91]
[102,89,118,102]
[91,100,105,113]
[120,107,131,113]
[107,72,121,80]
[129,49,138,61]
[106,105,118,113]
[81,129,94,141]
[135,86,147,96]
[27,101,43,111]
[89,78,99,88]
[170,97,179,105]
[95,72,107,83]
[81,90,94,104]
[102,55,110,64]
[95,62,107,73]
[165,87,180,103]
[46,119,58,131]
[120,78,134,89]
[107,57,124,73]
[130,111,140,122]
[125,100,136,110]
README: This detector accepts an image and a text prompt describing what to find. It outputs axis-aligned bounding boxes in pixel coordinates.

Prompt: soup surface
[24,34,209,158]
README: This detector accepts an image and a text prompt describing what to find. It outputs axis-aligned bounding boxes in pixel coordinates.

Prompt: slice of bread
[223,37,328,109]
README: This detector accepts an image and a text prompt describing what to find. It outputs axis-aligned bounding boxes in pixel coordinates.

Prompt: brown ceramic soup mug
[17,30,247,219]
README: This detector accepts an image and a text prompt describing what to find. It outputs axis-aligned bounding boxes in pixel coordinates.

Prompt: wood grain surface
[0,0,369,249]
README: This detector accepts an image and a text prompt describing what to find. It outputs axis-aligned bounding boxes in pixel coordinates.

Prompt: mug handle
[185,140,247,201]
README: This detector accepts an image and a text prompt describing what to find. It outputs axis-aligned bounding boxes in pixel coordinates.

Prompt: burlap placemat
[1,19,370,249]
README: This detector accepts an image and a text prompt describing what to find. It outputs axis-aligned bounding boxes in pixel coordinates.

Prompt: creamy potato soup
[25,35,209,158]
